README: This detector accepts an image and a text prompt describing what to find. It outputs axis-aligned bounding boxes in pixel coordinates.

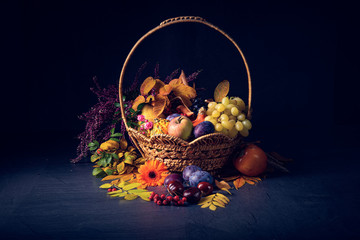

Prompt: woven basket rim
[128,127,241,146]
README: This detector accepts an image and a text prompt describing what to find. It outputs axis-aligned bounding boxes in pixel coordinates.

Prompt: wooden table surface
[1,132,359,240]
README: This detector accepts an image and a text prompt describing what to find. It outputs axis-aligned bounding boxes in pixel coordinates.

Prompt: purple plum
[164,173,183,187]
[193,121,215,139]
[189,170,213,187]
[183,165,202,181]
[166,113,181,121]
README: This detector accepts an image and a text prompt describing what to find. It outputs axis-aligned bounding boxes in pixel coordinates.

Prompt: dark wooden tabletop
[1,129,359,240]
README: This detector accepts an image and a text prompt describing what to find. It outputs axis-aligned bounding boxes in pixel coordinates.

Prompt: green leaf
[91,154,101,162]
[99,183,112,189]
[105,154,113,165]
[124,152,136,164]
[110,133,123,137]
[111,153,119,160]
[137,103,145,111]
[109,138,120,142]
[111,128,115,134]
[114,102,121,108]
[124,104,128,108]
[129,108,135,113]
[123,183,142,190]
[105,168,114,175]
[122,96,126,101]
[128,189,149,194]
[92,167,105,177]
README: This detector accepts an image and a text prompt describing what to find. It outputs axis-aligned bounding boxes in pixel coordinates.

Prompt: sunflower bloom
[137,159,169,187]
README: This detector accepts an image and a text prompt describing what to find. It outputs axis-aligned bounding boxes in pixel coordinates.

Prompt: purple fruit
[197,182,214,196]
[193,121,215,139]
[164,173,183,187]
[183,165,202,181]
[166,113,181,121]
[167,181,184,196]
[183,187,202,204]
[189,171,213,187]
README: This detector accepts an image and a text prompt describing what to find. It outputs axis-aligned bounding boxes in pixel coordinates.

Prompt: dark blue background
[1,1,360,239]
[3,0,360,147]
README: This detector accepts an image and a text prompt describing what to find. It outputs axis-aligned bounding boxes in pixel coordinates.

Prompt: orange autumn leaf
[140,77,157,95]
[145,95,155,103]
[159,85,173,96]
[153,79,166,90]
[152,94,168,117]
[214,80,230,102]
[179,70,188,86]
[169,77,183,88]
[172,84,196,107]
[233,177,246,189]
[215,180,231,190]
[132,95,145,110]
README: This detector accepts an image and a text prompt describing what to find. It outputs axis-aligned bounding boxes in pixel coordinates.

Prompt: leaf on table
[215,180,231,190]
[220,188,232,195]
[233,177,246,190]
[91,154,101,163]
[198,193,229,211]
[123,182,142,190]
[101,175,121,181]
[214,80,230,102]
[99,183,112,189]
[209,204,217,211]
[124,193,138,200]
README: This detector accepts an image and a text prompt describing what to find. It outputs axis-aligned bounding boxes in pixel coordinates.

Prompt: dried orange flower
[136,159,169,187]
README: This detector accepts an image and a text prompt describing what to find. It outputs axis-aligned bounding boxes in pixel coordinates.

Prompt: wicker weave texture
[129,128,241,172]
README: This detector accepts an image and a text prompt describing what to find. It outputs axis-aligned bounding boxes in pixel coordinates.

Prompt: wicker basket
[118,16,252,173]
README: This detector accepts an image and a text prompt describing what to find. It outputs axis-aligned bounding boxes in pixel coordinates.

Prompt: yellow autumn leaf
[215,180,231,190]
[201,202,212,208]
[214,80,230,102]
[216,193,230,203]
[197,194,215,205]
[138,193,151,201]
[145,95,155,103]
[99,183,112,189]
[110,192,127,198]
[111,179,120,185]
[221,188,232,195]
[117,161,126,174]
[213,201,225,208]
[123,182,142,190]
[209,204,217,211]
[140,77,157,96]
[124,193,138,200]
[119,173,135,182]
[213,196,228,205]
[101,175,121,181]
[117,152,124,159]
[107,189,123,195]
[128,189,149,194]
[245,179,256,185]
[233,177,246,190]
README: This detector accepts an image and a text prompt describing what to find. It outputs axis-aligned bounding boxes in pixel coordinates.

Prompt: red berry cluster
[107,187,118,192]
[149,192,187,206]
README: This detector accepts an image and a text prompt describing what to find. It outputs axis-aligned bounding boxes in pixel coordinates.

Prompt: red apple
[167,116,193,140]
[233,144,267,176]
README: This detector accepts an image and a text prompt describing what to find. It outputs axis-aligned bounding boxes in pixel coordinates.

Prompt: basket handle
[118,16,252,155]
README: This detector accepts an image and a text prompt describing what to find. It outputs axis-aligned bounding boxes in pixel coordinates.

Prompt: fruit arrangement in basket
[131,70,252,141]
[72,16,291,211]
